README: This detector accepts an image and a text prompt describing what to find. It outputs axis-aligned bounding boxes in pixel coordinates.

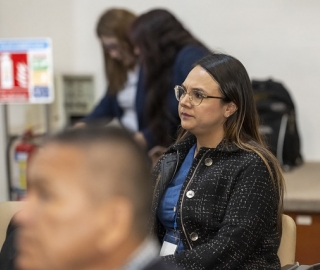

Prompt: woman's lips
[181,112,193,118]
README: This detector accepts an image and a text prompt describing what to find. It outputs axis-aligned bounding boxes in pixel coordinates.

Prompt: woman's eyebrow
[181,84,205,92]
[181,85,209,95]
[190,87,207,94]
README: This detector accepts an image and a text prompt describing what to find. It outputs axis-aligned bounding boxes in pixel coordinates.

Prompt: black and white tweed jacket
[151,135,281,270]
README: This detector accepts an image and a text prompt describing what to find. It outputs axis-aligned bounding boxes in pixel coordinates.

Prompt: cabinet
[284,212,320,264]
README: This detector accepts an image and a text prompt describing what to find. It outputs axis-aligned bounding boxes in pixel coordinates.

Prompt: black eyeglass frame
[174,85,224,106]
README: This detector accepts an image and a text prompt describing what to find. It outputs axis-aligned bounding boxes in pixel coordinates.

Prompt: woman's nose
[180,93,192,107]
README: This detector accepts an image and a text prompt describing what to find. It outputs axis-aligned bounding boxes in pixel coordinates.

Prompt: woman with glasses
[152,53,285,269]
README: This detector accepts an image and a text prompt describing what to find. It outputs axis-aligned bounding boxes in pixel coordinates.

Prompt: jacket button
[190,232,198,241]
[186,190,195,198]
[204,158,213,166]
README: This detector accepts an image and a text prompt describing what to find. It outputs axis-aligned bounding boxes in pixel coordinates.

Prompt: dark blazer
[143,258,182,270]
[0,218,18,270]
[83,45,209,150]
[151,135,281,270]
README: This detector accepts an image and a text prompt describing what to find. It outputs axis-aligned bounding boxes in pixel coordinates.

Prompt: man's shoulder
[142,258,182,270]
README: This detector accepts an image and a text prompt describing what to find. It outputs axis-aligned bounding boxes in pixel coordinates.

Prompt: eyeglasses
[174,85,224,106]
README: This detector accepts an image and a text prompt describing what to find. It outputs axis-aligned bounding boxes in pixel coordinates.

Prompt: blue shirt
[157,144,196,253]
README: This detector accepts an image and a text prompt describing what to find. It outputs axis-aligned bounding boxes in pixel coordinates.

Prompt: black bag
[252,79,303,171]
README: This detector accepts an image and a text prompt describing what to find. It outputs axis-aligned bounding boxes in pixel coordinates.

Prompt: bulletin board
[0,38,54,104]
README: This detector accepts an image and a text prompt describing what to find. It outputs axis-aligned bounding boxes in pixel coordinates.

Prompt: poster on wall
[0,38,54,104]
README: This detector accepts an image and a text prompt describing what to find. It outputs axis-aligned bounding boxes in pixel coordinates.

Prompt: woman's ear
[224,102,238,118]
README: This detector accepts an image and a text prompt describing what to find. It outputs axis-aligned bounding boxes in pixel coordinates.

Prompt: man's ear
[97,197,134,253]
[224,102,238,118]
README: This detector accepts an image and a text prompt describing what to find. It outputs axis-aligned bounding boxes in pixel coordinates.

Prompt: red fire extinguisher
[13,130,37,200]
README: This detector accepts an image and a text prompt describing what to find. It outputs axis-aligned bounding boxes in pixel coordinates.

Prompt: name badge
[160,229,180,256]
[160,241,178,256]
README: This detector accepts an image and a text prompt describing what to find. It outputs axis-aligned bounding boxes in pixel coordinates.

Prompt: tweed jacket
[151,135,281,270]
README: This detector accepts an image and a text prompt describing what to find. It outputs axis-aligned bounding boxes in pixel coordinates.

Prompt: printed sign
[0,38,54,104]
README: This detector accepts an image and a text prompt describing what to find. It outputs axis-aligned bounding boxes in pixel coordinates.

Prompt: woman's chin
[181,123,195,133]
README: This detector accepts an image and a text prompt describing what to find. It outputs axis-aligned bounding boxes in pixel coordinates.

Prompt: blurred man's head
[15,127,152,270]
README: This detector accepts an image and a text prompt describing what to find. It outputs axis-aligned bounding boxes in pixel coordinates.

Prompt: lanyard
[173,206,178,231]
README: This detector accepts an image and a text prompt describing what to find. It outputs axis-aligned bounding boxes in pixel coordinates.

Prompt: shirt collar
[169,134,239,154]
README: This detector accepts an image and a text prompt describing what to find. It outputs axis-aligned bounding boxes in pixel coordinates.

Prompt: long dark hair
[96,8,136,95]
[130,9,206,146]
[177,53,285,232]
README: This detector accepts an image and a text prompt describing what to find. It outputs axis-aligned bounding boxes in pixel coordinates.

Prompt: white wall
[0,0,320,200]
[0,0,75,201]
[0,0,75,135]
[73,0,320,162]
[75,0,320,161]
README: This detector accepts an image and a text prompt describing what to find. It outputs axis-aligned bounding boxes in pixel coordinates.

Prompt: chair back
[278,214,297,267]
[0,201,24,250]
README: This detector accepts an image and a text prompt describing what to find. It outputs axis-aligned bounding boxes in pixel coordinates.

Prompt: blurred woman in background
[129,9,209,154]
[80,8,209,159]
[77,8,139,132]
